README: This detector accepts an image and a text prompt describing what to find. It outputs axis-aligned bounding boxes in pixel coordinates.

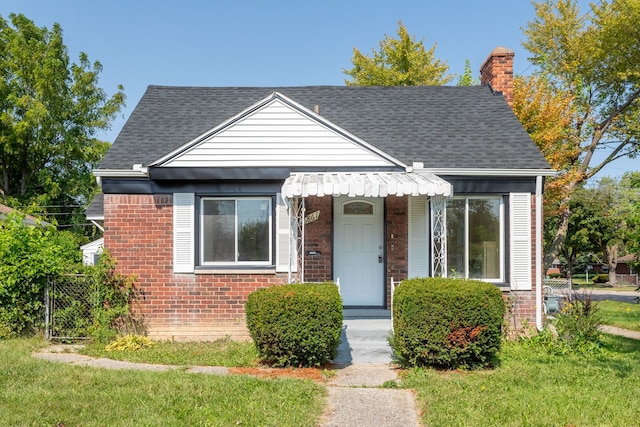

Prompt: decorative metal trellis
[288,196,305,283]
[45,274,97,341]
[430,195,447,277]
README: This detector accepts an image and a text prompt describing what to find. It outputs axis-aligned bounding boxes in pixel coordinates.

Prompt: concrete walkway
[319,309,421,427]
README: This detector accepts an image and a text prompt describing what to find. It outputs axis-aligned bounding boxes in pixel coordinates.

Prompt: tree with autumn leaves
[514,0,640,269]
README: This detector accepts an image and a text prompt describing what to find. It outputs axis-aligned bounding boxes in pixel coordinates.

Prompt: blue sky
[0,0,635,179]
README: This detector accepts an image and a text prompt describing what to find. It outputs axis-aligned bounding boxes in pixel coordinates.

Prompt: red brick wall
[302,196,332,282]
[103,194,287,340]
[385,196,409,307]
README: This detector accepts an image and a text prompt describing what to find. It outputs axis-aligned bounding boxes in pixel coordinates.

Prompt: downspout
[536,176,543,331]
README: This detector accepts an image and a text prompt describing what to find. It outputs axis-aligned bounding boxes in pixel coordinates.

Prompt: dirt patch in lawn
[230,366,333,382]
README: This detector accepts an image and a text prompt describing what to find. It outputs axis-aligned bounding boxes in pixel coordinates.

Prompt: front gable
[151,92,403,169]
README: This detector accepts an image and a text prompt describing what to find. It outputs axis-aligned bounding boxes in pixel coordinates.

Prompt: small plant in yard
[105,334,155,352]
[88,251,144,344]
[554,291,603,353]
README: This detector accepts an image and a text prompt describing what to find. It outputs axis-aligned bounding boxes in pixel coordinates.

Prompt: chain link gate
[45,274,97,341]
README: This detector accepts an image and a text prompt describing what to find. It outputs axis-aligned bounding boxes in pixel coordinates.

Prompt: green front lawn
[80,337,260,367]
[0,338,325,427]
[599,300,640,331]
[402,334,640,426]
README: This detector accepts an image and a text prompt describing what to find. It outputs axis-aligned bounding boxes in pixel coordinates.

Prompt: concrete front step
[333,313,395,364]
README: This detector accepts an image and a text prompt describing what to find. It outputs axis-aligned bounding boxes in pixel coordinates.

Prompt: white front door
[334,196,384,306]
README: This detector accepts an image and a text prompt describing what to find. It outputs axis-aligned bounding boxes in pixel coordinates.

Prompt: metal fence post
[44,277,50,341]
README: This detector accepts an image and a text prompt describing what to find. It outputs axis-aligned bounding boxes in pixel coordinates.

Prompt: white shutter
[408,196,429,278]
[275,193,294,272]
[173,193,195,273]
[510,193,532,290]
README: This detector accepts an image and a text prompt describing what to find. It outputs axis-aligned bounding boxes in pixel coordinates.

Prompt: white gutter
[91,220,104,232]
[93,165,148,178]
[536,175,544,331]
[419,168,557,177]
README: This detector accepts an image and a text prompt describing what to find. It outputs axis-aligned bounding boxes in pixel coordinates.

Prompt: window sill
[494,283,511,292]
[195,268,277,275]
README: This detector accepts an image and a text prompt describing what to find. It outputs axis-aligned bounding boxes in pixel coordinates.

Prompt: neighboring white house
[81,238,103,266]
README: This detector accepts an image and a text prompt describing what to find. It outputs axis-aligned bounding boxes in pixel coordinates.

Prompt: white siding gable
[158,95,399,168]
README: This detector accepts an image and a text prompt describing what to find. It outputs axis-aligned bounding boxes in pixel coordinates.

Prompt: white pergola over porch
[280,172,453,283]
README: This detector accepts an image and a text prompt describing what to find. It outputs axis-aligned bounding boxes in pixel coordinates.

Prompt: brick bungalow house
[89,47,554,340]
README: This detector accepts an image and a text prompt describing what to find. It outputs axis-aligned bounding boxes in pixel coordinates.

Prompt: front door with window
[333,196,384,306]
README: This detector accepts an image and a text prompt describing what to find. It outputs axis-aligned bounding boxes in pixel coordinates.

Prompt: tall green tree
[456,59,478,86]
[344,21,453,86]
[521,0,640,268]
[620,172,640,272]
[567,176,640,285]
[0,14,125,228]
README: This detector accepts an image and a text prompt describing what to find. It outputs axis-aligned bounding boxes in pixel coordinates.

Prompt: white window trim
[447,195,505,282]
[199,196,273,267]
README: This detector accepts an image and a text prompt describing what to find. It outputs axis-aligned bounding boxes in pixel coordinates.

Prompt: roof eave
[420,168,557,177]
[93,168,148,178]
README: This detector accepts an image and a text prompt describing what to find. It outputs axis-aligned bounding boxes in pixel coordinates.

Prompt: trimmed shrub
[391,277,505,369]
[246,282,342,367]
[592,274,609,283]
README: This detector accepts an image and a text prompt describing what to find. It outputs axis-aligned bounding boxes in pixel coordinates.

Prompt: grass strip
[598,300,640,331]
[402,334,640,426]
[1,338,324,427]
[80,337,259,367]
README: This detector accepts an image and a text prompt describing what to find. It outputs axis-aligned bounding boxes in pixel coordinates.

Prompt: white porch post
[288,197,305,283]
[536,176,543,330]
[431,195,447,277]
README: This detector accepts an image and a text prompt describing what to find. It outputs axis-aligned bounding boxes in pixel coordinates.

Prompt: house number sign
[304,210,320,224]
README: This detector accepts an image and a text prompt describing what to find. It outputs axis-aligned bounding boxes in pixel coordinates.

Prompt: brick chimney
[480,47,514,107]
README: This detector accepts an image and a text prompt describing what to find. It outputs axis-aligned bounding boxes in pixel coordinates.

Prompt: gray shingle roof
[85,193,104,220]
[99,85,551,171]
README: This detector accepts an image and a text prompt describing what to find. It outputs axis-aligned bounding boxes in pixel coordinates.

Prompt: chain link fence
[45,274,97,341]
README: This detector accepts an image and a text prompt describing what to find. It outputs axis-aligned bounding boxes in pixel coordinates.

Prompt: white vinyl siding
[163,99,395,168]
[173,193,195,273]
[509,193,532,290]
[408,196,429,278]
